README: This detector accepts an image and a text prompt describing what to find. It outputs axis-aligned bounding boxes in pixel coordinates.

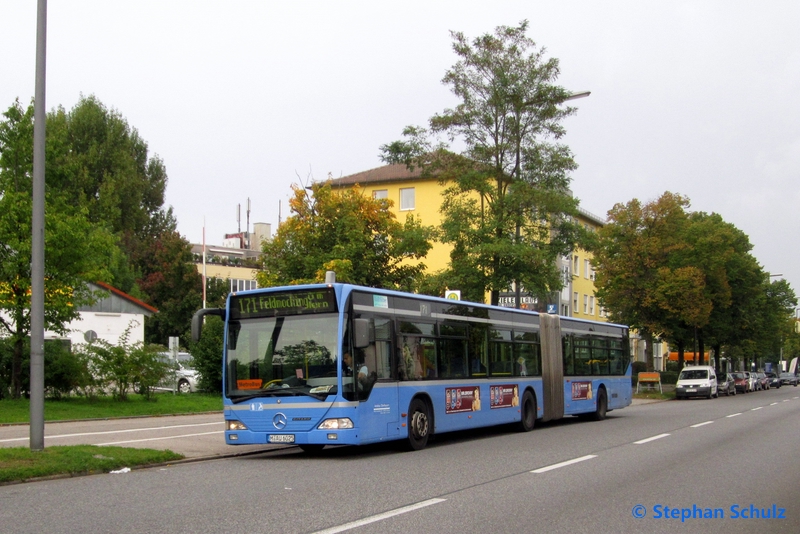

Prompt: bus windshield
[225,313,340,402]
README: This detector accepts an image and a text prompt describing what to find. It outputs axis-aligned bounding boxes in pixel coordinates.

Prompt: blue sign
[547,304,557,314]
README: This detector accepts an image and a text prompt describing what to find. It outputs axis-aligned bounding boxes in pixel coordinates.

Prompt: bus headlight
[227,420,248,431]
[318,418,354,430]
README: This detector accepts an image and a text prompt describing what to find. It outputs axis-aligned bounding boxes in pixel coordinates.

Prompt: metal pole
[30,0,48,451]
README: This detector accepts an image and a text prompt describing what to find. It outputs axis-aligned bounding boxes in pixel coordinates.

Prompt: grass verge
[0,393,222,425]
[0,445,183,484]
[633,390,674,401]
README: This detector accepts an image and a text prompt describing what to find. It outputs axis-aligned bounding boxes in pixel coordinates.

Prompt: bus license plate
[269,434,295,444]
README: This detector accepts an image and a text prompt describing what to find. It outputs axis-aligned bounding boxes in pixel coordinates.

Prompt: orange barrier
[637,371,662,393]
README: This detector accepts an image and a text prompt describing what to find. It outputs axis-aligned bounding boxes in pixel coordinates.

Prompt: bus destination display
[230,289,337,319]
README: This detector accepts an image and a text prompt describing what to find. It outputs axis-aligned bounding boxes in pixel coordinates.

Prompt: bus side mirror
[354,318,371,349]
[191,308,226,342]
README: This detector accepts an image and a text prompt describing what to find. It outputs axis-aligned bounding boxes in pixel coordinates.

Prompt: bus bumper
[225,428,361,446]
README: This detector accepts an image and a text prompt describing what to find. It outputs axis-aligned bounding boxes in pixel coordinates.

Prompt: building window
[584,259,590,279]
[400,188,415,210]
[373,189,388,200]
[573,255,579,275]
[230,279,257,292]
[589,296,595,316]
[583,294,588,314]
[573,292,579,314]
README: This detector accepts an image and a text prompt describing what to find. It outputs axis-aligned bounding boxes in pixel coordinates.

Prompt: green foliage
[138,229,202,346]
[1,95,200,363]
[380,21,585,305]
[258,181,433,290]
[78,323,168,401]
[0,98,119,397]
[189,315,224,393]
[592,192,795,364]
[45,95,168,241]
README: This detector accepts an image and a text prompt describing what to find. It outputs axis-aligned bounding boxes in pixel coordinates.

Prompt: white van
[675,365,718,399]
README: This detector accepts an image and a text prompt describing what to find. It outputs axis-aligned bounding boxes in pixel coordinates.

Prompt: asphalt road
[2,388,799,533]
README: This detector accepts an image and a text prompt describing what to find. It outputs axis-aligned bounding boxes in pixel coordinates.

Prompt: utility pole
[30,0,48,451]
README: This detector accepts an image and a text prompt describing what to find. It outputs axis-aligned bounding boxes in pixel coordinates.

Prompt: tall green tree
[0,100,116,398]
[44,95,194,344]
[45,95,168,246]
[136,229,202,346]
[381,21,585,305]
[591,193,713,370]
[591,192,787,371]
[258,181,433,289]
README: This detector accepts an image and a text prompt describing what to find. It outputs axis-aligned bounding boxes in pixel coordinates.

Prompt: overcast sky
[3,1,799,296]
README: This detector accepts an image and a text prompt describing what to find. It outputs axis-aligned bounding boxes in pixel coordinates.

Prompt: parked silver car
[780,372,799,387]
[154,352,199,393]
[716,372,737,396]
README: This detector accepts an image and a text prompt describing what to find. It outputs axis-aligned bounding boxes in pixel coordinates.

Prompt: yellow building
[330,163,451,272]
[330,163,608,322]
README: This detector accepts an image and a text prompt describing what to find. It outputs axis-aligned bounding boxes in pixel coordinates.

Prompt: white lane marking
[751,407,763,411]
[312,498,447,534]
[770,402,779,406]
[726,413,741,418]
[691,421,714,428]
[634,433,670,445]
[531,454,597,473]
[97,431,222,446]
[0,422,223,444]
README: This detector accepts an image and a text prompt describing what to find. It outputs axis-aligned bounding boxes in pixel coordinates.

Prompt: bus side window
[489,329,513,376]
[563,335,575,375]
[372,317,393,380]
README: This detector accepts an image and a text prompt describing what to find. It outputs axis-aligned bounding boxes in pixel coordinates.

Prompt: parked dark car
[732,372,751,393]
[716,372,736,396]
[780,372,799,387]
[765,372,781,389]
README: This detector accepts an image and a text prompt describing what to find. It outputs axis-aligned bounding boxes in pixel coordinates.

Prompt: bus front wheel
[518,390,536,432]
[406,398,431,451]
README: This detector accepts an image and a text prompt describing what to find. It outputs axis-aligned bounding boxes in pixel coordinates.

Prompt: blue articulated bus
[192,277,632,452]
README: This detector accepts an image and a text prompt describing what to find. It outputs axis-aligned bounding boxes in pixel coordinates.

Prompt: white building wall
[45,312,146,347]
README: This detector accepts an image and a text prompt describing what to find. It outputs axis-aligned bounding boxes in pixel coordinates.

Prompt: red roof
[328,163,427,187]
[94,281,158,314]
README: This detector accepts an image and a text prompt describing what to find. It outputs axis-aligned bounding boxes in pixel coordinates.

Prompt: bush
[632,361,647,374]
[660,371,678,385]
[80,322,169,401]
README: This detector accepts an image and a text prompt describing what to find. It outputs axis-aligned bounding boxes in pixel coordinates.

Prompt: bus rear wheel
[591,388,608,421]
[406,398,431,451]
[518,390,536,432]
